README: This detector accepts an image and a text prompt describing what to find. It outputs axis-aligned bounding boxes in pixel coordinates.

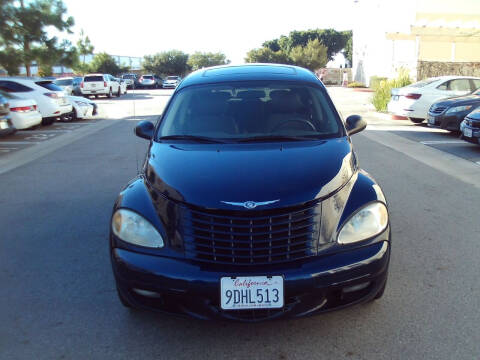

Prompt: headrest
[191,91,230,115]
[269,90,304,113]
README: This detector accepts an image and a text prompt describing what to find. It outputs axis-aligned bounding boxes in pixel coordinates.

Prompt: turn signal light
[104,81,107,87]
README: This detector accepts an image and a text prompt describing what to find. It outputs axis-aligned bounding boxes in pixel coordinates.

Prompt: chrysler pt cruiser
[110,64,391,321]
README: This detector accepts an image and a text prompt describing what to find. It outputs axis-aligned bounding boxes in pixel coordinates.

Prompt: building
[352,0,480,86]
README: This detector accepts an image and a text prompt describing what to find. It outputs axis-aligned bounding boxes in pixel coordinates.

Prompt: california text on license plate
[220,276,284,310]
[464,128,473,137]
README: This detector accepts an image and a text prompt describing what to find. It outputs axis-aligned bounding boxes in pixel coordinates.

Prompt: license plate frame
[464,127,473,137]
[220,276,284,310]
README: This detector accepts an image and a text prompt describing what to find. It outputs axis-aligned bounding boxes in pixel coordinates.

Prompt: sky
[61,0,358,63]
[60,0,480,64]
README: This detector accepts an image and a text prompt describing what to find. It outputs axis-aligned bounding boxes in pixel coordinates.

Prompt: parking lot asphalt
[1,87,479,360]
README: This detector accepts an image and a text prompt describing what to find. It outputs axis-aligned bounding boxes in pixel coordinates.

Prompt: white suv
[81,74,121,98]
[0,78,72,125]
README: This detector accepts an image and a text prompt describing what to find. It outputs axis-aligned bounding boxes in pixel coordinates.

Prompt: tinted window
[54,79,73,86]
[167,76,179,80]
[438,79,471,91]
[158,82,342,141]
[122,74,136,79]
[84,76,104,82]
[143,75,153,79]
[35,81,63,91]
[0,81,33,93]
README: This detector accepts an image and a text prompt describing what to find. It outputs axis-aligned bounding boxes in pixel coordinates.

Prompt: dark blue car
[110,64,391,321]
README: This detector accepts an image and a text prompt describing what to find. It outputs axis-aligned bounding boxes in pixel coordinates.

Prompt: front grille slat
[183,202,321,265]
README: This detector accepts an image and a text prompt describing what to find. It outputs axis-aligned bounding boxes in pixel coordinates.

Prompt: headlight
[446,105,472,114]
[337,202,388,244]
[111,209,164,248]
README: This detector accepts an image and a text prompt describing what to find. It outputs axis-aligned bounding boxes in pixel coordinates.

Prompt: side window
[0,81,32,93]
[436,81,449,91]
[471,79,480,91]
[448,79,471,91]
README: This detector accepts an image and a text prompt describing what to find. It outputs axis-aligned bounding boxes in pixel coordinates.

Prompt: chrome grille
[183,203,321,265]
[466,118,480,129]
[429,104,447,114]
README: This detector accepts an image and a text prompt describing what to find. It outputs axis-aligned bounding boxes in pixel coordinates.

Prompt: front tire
[409,117,424,124]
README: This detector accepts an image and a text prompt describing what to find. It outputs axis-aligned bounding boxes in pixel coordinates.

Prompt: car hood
[434,94,480,108]
[145,138,355,209]
[466,107,480,120]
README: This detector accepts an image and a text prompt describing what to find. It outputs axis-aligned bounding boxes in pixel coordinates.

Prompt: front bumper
[112,233,390,321]
[427,112,464,131]
[460,123,480,144]
[162,83,177,88]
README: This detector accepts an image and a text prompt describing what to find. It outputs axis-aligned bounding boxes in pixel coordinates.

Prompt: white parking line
[0,141,39,145]
[420,140,466,145]
[19,129,72,133]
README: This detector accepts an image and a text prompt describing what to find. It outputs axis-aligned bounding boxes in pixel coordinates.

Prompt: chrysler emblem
[221,200,279,209]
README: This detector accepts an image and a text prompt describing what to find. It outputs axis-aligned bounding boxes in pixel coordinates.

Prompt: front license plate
[220,276,284,310]
[428,115,435,124]
[464,128,473,137]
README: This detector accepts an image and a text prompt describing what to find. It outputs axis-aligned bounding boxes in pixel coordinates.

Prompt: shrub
[371,68,412,112]
[347,82,366,88]
[369,76,387,90]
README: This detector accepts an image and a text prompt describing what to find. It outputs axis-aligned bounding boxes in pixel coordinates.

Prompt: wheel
[107,88,113,98]
[117,87,121,97]
[41,117,54,126]
[71,109,78,121]
[409,117,424,124]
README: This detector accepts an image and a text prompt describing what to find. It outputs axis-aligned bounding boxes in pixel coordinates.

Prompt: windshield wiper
[235,135,319,143]
[158,135,226,143]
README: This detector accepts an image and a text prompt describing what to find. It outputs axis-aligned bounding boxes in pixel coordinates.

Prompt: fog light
[132,288,162,298]
[342,281,371,294]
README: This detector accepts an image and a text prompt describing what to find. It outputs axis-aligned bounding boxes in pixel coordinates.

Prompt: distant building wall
[417,61,480,80]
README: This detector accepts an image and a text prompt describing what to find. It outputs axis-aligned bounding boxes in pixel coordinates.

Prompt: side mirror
[345,115,367,136]
[135,121,154,140]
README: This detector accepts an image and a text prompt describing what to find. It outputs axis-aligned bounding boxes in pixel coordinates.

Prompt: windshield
[54,79,73,86]
[143,75,153,79]
[167,76,179,80]
[157,82,342,141]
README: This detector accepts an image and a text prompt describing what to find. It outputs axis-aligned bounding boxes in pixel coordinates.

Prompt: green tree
[89,52,125,75]
[143,50,189,76]
[37,38,77,76]
[244,47,291,64]
[342,35,352,65]
[0,0,74,76]
[76,29,94,66]
[262,29,351,61]
[187,52,229,71]
[289,39,328,71]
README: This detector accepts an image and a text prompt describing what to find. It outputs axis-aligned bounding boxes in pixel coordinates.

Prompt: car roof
[177,64,319,90]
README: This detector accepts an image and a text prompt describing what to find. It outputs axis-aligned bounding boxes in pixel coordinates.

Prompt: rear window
[54,79,73,86]
[84,76,104,82]
[410,78,439,88]
[122,74,136,79]
[158,81,342,141]
[0,81,33,93]
[143,75,153,79]
[35,81,63,91]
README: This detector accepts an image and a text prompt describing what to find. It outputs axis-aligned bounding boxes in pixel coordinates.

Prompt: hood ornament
[221,200,279,209]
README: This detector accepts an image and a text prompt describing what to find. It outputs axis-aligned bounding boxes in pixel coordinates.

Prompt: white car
[0,78,72,125]
[81,74,121,98]
[67,95,97,121]
[117,78,128,94]
[162,75,181,89]
[388,76,480,123]
[0,90,42,129]
[54,77,74,95]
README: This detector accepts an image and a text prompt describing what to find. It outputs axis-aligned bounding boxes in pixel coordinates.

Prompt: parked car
[110,64,391,320]
[427,87,480,131]
[0,90,42,129]
[0,78,72,125]
[388,76,480,123]
[54,77,75,95]
[138,75,157,89]
[0,93,16,137]
[118,78,128,94]
[460,108,480,145]
[66,95,97,121]
[121,74,138,89]
[162,75,181,89]
[72,77,83,95]
[81,74,121,98]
